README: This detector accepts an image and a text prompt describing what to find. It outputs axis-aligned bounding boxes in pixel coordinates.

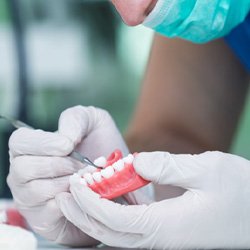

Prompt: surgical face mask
[143,0,250,43]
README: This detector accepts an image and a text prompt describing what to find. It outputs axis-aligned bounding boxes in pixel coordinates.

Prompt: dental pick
[0,115,101,168]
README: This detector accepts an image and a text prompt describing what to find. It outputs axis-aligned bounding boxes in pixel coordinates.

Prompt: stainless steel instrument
[0,115,100,168]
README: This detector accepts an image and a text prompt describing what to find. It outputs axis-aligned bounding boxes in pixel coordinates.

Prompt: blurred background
[0,0,153,197]
[0,0,249,198]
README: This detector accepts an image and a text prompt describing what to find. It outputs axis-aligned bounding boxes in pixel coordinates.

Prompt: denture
[0,209,27,229]
[78,150,150,199]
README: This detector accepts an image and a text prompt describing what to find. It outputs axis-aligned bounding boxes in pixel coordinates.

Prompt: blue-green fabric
[143,0,250,43]
[225,12,250,71]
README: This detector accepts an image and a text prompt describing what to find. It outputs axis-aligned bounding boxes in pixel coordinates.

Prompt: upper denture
[80,149,149,199]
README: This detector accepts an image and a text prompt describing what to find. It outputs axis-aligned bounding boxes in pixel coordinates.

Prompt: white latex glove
[8,106,150,247]
[57,151,250,249]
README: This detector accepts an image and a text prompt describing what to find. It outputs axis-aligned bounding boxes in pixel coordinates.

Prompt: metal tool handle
[0,115,100,168]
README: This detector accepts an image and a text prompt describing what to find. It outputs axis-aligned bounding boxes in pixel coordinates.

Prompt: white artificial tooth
[94,156,107,167]
[112,159,124,171]
[92,172,102,183]
[80,178,87,186]
[83,173,94,185]
[123,154,134,164]
[101,166,115,178]
[106,166,114,175]
[0,211,7,224]
[72,173,80,178]
[77,169,86,177]
[70,173,81,185]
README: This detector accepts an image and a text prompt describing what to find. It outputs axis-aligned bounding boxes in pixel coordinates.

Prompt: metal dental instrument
[0,115,100,168]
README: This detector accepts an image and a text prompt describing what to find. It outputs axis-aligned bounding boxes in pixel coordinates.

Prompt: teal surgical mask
[143,0,250,43]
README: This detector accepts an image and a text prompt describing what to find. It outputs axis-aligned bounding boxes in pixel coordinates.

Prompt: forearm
[125,35,249,200]
[126,35,249,153]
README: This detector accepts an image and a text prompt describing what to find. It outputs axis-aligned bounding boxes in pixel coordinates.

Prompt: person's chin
[111,0,158,26]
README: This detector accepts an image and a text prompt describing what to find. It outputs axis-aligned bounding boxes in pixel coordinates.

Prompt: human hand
[57,151,250,249]
[7,106,146,246]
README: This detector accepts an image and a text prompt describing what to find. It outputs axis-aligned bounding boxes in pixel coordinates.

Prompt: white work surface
[38,238,132,250]
[0,199,134,250]
[39,247,131,250]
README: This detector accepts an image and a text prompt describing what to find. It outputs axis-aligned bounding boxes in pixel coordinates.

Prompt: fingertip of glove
[57,137,75,155]
[133,152,153,175]
[9,128,74,156]
[69,174,100,200]
[69,174,89,193]
[58,106,88,145]
[134,151,170,182]
[69,173,83,186]
[8,127,29,148]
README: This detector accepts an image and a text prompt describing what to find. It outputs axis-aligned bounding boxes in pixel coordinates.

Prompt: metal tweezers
[0,115,100,168]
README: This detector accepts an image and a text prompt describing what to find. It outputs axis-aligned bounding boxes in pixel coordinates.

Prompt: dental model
[75,150,149,199]
[0,208,27,229]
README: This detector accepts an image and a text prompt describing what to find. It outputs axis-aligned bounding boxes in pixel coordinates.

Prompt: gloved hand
[8,106,149,247]
[57,151,250,249]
